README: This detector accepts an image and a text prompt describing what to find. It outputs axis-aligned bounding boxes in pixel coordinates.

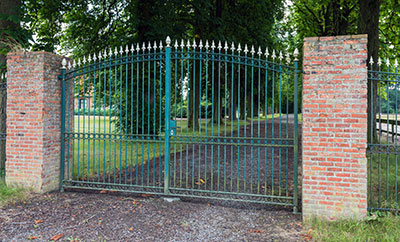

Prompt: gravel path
[0,192,304,242]
[73,120,302,206]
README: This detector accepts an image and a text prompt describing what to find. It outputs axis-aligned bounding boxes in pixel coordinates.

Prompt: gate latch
[169,120,177,136]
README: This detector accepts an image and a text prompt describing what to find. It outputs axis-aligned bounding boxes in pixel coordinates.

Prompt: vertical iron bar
[271,59,275,195]
[257,54,261,194]
[396,65,399,209]
[211,46,215,191]
[285,65,290,197]
[199,45,203,190]
[97,56,101,183]
[250,54,254,193]
[164,38,172,194]
[205,50,209,190]
[136,50,139,185]
[244,51,248,191]
[66,66,71,181]
[237,52,241,192]
[293,58,299,213]
[180,49,184,187]
[378,65,382,208]
[192,46,196,189]
[369,64,374,207]
[147,46,151,186]
[278,63,282,196]
[224,47,227,191]
[264,60,269,195]
[130,51,134,185]
[125,51,128,184]
[217,47,221,191]
[386,63,390,208]
[60,65,66,191]
[154,46,158,186]
[173,47,178,187]
[230,49,234,192]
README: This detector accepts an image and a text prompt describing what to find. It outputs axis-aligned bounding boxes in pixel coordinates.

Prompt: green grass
[0,181,28,207]
[307,213,400,242]
[70,116,248,178]
[368,152,400,210]
[68,114,301,179]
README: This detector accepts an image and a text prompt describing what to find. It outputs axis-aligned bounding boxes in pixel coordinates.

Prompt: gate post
[6,51,64,192]
[302,35,368,220]
[164,36,172,194]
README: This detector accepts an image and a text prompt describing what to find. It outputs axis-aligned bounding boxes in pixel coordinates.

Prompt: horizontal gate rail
[60,37,300,211]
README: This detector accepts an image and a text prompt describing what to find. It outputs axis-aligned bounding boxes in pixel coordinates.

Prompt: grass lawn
[68,114,301,179]
[70,115,248,179]
[0,181,28,207]
[368,152,400,210]
[305,145,400,242]
[307,213,400,242]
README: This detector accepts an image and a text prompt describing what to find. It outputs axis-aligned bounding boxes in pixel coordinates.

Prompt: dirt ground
[0,118,304,241]
[0,191,304,242]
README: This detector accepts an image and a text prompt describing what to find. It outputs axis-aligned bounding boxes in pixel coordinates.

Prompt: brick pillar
[6,51,63,193]
[302,35,368,220]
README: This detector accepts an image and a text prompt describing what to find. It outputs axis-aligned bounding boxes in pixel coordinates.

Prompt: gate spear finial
[244,44,248,55]
[61,58,67,69]
[166,36,171,47]
[293,48,299,61]
[369,56,374,66]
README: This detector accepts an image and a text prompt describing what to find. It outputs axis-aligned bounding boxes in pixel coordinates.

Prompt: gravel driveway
[0,191,304,242]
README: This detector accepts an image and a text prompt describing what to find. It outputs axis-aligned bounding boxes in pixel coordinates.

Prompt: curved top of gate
[61,36,300,76]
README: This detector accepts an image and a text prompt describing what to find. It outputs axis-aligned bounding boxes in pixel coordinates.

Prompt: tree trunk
[212,63,223,123]
[229,69,237,121]
[239,76,246,119]
[188,59,200,128]
[136,0,155,42]
[0,0,19,172]
[210,0,223,124]
[0,0,20,71]
[358,0,381,143]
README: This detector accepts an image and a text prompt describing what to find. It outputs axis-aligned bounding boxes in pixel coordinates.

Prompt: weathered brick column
[302,35,368,220]
[6,51,63,193]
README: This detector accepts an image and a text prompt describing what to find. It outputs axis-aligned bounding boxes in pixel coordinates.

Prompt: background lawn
[67,114,301,179]
[307,213,400,242]
[0,181,28,207]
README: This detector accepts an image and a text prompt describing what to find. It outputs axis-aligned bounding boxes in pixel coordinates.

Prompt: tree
[358,0,381,143]
[0,0,25,71]
[0,0,290,135]
[290,0,382,143]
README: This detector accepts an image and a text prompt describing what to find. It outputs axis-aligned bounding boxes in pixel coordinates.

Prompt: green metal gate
[60,37,300,211]
[368,57,400,212]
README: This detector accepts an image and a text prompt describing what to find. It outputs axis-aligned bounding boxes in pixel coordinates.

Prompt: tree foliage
[2,0,400,137]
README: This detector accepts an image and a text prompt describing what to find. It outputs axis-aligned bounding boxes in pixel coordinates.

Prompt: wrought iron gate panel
[367,58,400,212]
[61,37,300,211]
[61,44,167,194]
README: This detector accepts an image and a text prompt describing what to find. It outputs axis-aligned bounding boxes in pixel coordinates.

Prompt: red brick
[302,35,367,220]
